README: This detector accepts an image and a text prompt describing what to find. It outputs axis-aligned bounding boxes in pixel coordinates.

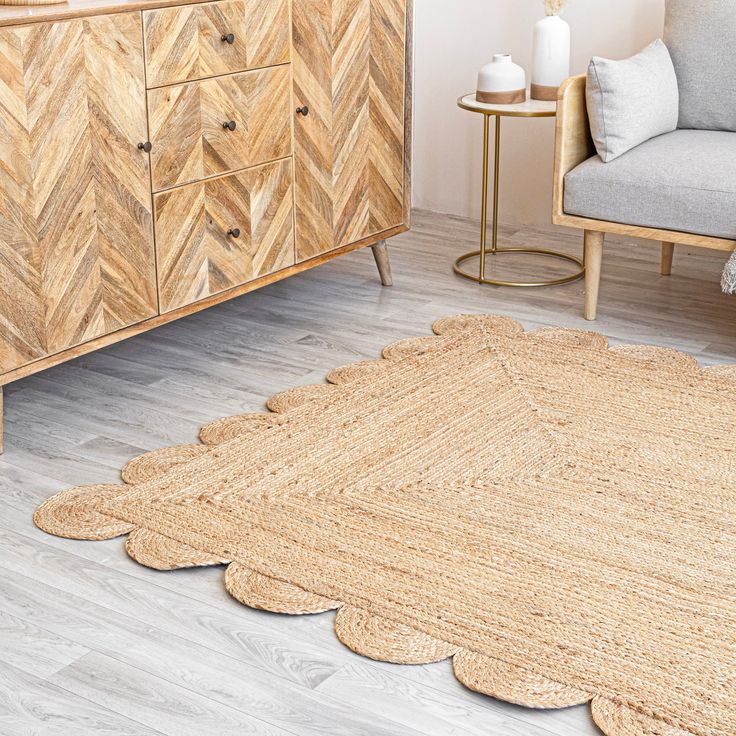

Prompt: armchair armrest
[552,74,595,222]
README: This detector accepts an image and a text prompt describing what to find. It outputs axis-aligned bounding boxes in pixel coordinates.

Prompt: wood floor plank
[50,646,429,736]
[316,662,582,736]
[0,660,164,736]
[49,652,297,736]
[0,566,429,736]
[0,610,89,679]
[2,210,736,735]
[0,534,342,690]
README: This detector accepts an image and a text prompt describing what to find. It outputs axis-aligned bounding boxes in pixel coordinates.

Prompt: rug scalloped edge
[334,605,460,664]
[199,412,288,447]
[32,500,702,736]
[121,444,211,485]
[33,484,136,540]
[452,649,592,709]
[209,588,698,735]
[591,696,698,736]
[125,528,229,570]
[225,562,341,614]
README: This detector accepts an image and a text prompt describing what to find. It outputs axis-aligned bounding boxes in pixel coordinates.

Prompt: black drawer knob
[222,120,237,131]
[296,106,309,117]
[227,228,241,239]
[137,141,152,152]
[221,32,235,44]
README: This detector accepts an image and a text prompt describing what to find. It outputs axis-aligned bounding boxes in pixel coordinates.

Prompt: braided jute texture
[33,315,736,736]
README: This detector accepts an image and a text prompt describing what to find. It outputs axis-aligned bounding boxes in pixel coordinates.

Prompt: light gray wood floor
[3,210,736,735]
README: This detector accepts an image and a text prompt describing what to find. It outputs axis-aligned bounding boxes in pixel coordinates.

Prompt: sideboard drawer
[154,159,295,313]
[143,0,290,88]
[148,65,291,191]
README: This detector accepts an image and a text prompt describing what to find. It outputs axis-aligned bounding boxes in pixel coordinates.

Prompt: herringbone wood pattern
[293,0,406,261]
[154,159,294,312]
[0,14,157,374]
[0,29,45,372]
[369,0,406,233]
[143,0,290,89]
[148,66,291,191]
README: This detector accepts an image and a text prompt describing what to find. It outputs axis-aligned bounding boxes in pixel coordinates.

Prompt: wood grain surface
[148,65,292,191]
[154,159,294,312]
[0,14,157,375]
[143,0,290,88]
[292,0,407,260]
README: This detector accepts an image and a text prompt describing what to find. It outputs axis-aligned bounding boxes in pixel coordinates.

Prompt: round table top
[458,92,557,118]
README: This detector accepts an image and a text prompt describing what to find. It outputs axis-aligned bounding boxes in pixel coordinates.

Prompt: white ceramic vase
[531,14,570,101]
[477,54,526,104]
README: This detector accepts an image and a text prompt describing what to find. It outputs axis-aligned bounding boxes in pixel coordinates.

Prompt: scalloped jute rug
[34,315,736,736]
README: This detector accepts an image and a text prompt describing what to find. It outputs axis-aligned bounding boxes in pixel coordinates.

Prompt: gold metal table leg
[454,112,585,288]
[478,114,490,281]
[491,112,501,256]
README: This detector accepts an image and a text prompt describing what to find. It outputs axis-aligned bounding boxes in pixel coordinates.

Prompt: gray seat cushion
[664,0,736,131]
[564,129,736,239]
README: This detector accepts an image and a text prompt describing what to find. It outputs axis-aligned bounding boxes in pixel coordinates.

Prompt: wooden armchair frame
[552,74,736,320]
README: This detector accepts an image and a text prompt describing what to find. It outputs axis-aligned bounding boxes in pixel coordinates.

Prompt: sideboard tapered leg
[0,387,4,455]
[371,240,393,286]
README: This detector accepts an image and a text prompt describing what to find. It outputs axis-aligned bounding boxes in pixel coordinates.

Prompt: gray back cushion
[586,41,679,163]
[664,0,736,131]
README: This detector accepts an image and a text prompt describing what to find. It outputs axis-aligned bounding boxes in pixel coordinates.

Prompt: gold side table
[455,93,584,287]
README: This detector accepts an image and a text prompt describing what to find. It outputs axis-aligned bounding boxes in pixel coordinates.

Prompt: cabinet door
[0,14,157,374]
[292,0,407,260]
[148,66,291,191]
[154,159,294,312]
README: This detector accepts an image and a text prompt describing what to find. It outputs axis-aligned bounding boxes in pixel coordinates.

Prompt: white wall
[412,0,665,225]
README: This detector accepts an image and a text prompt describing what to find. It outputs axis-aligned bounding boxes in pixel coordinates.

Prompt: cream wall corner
[412,0,665,226]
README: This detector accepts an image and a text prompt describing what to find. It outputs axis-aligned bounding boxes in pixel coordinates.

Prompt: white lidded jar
[476,54,527,105]
[531,13,571,100]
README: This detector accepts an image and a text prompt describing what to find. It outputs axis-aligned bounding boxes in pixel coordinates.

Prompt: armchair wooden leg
[371,240,393,286]
[661,242,675,276]
[584,230,605,321]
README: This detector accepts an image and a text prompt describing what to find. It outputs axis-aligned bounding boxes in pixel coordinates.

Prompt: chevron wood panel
[154,159,293,312]
[246,0,290,69]
[83,14,159,337]
[291,0,336,260]
[143,4,200,89]
[368,0,406,234]
[143,0,290,89]
[201,66,291,179]
[293,0,406,261]
[332,0,371,248]
[246,157,294,277]
[25,20,101,355]
[0,27,46,372]
[148,82,203,191]
[197,1,249,80]
[0,14,157,374]
[149,66,291,191]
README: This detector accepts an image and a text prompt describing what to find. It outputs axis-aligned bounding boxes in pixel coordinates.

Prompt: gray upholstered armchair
[553,0,736,320]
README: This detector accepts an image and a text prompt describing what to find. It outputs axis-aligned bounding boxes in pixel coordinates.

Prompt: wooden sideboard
[0,0,413,451]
